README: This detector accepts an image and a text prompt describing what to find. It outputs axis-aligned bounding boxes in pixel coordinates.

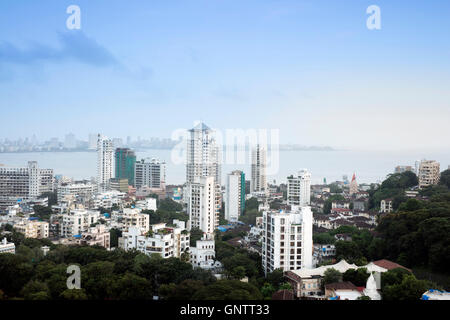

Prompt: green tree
[109,228,122,248]
[59,289,88,300]
[21,280,51,300]
[439,169,450,189]
[343,268,370,286]
[383,274,431,301]
[189,227,204,246]
[261,283,276,299]
[111,273,153,300]
[192,280,263,300]
[323,268,342,285]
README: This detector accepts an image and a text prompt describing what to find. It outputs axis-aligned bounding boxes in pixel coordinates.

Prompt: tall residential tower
[251,144,267,194]
[97,135,114,192]
[225,170,246,222]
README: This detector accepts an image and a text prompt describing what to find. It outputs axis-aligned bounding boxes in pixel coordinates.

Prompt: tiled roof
[272,290,295,300]
[373,259,411,272]
[325,281,358,291]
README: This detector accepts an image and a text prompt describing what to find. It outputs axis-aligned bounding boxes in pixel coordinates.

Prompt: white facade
[190,237,218,269]
[134,158,166,190]
[135,198,157,211]
[287,169,311,207]
[186,176,218,235]
[57,183,96,204]
[97,135,115,192]
[262,206,313,275]
[225,170,244,222]
[120,208,151,233]
[91,190,126,209]
[60,209,101,237]
[186,123,221,185]
[251,144,267,194]
[119,220,189,258]
[0,238,15,254]
[0,161,53,209]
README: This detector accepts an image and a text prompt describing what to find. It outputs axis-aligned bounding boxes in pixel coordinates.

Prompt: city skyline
[1,1,450,151]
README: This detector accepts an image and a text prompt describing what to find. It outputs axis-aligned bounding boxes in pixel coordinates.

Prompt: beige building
[79,225,110,249]
[14,219,49,239]
[419,160,440,189]
[121,208,150,233]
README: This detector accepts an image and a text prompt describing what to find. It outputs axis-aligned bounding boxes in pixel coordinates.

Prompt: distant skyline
[1,1,450,152]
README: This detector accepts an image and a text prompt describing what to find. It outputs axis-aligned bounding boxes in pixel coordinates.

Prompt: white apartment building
[134,158,166,190]
[97,135,115,192]
[186,122,221,185]
[91,190,126,209]
[60,209,101,237]
[79,225,110,249]
[225,170,245,222]
[287,169,311,207]
[190,236,218,269]
[251,144,267,194]
[380,199,393,213]
[135,198,157,211]
[418,160,440,189]
[262,206,313,275]
[0,237,15,254]
[0,161,53,209]
[14,219,49,239]
[119,220,189,258]
[186,176,219,235]
[57,182,96,204]
[120,208,150,233]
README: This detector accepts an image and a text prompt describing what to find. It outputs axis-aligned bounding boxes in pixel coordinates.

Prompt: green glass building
[115,148,136,186]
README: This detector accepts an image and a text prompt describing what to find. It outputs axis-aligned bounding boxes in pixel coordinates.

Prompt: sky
[0,0,449,151]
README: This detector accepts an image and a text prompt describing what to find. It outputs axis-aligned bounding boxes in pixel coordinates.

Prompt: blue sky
[1,0,449,151]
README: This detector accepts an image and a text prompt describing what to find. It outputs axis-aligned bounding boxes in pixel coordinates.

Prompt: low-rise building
[189,235,220,270]
[60,209,101,237]
[120,208,150,233]
[119,220,189,258]
[0,237,15,254]
[380,199,393,213]
[79,225,110,249]
[14,218,49,239]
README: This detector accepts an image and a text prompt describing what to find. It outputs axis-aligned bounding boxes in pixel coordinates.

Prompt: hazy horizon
[1,1,450,152]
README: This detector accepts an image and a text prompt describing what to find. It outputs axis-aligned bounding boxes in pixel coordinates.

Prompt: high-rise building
[251,144,267,194]
[0,161,53,209]
[134,158,166,190]
[57,182,96,204]
[418,160,440,189]
[225,170,245,222]
[97,135,114,192]
[64,133,77,149]
[349,173,358,196]
[88,134,98,150]
[186,123,220,185]
[115,148,136,186]
[186,176,218,236]
[395,166,413,174]
[262,206,313,275]
[287,169,311,207]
